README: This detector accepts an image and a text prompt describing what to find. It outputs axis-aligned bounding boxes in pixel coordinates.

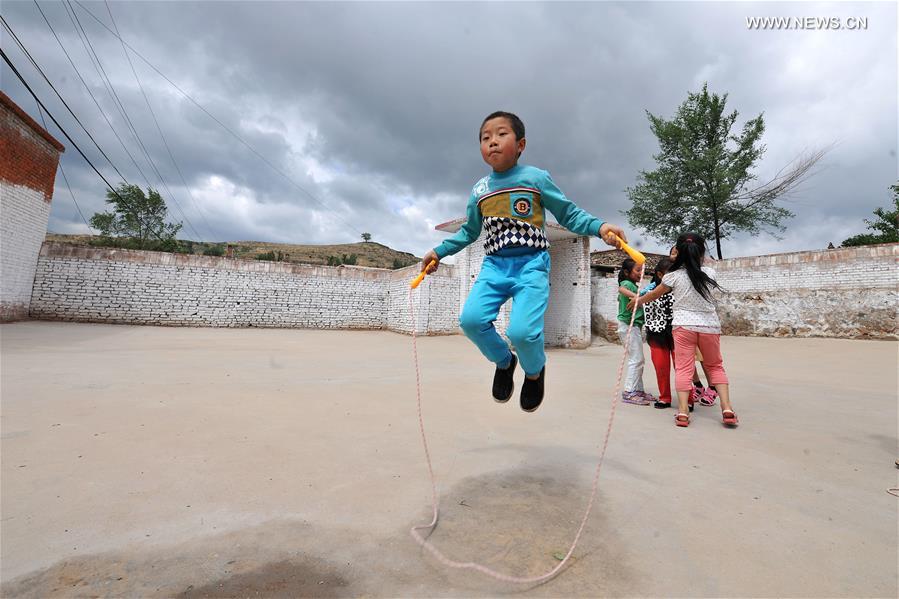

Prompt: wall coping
[715,242,897,269]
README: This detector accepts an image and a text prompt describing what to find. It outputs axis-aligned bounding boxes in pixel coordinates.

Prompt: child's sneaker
[699,387,718,406]
[621,391,651,405]
[520,367,545,412]
[492,354,517,402]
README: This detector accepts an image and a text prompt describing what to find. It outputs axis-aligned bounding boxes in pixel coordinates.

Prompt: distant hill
[44,234,420,270]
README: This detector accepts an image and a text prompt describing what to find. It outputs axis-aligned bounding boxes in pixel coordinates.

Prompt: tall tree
[626,83,825,258]
[90,183,182,249]
[361,232,372,242]
[841,183,899,247]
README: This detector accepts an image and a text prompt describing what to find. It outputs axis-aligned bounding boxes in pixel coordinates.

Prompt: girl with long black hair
[630,233,737,427]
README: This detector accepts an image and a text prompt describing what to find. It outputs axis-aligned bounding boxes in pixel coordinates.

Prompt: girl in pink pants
[629,233,738,428]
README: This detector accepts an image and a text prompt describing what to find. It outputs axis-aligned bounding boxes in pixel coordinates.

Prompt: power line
[63,0,202,241]
[72,0,364,238]
[35,99,94,233]
[63,0,156,180]
[0,46,159,238]
[0,13,131,185]
[32,0,154,190]
[61,0,140,162]
[104,0,213,242]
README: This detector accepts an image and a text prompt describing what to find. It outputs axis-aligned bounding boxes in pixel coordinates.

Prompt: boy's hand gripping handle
[411,260,437,289]
[612,234,646,265]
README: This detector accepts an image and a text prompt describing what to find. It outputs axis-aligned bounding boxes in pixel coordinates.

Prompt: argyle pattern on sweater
[483,216,549,254]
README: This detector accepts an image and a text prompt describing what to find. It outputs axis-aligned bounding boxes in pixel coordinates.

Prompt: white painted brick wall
[590,243,898,340]
[32,251,384,328]
[386,264,459,335]
[591,273,623,328]
[1,182,52,319]
[31,242,893,340]
[30,243,462,336]
[546,237,592,348]
[29,237,591,346]
[452,232,593,348]
[712,246,898,292]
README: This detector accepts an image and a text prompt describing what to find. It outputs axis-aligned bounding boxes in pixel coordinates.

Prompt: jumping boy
[421,111,627,412]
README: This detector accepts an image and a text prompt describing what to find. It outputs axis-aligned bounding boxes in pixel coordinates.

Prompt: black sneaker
[520,367,545,412]
[492,354,517,402]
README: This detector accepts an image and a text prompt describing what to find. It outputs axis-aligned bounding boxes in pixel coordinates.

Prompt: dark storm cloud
[2,1,895,258]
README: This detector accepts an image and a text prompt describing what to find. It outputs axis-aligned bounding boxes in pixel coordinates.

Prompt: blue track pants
[459,251,550,376]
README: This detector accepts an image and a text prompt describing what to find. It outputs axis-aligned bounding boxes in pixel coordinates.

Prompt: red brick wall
[0,91,64,201]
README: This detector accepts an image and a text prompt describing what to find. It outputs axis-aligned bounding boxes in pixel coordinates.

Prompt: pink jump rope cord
[407,255,646,584]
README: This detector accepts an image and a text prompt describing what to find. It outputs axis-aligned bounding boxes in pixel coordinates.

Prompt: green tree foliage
[841,184,899,247]
[361,232,372,242]
[256,250,287,261]
[326,254,358,266]
[89,184,183,250]
[626,83,824,258]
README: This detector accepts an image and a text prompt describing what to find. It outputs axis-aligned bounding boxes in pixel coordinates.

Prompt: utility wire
[63,0,200,241]
[104,0,212,241]
[64,0,156,180]
[1,46,160,238]
[0,13,131,185]
[72,0,364,238]
[61,0,139,158]
[32,0,153,190]
[35,99,94,232]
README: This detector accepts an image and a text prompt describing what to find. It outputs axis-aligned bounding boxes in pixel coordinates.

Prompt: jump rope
[407,236,647,584]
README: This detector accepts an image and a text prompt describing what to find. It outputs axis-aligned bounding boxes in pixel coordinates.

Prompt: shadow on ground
[3,462,631,598]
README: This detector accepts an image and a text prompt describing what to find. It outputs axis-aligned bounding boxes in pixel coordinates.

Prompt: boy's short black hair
[480,111,525,141]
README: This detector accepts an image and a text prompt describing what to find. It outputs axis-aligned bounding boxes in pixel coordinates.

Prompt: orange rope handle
[611,234,646,265]
[411,260,438,289]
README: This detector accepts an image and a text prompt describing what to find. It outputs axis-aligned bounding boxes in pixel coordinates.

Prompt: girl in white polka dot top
[630,233,738,428]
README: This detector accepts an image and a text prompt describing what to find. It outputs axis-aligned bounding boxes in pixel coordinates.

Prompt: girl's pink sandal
[722,409,739,427]
[699,387,718,406]
[675,413,690,427]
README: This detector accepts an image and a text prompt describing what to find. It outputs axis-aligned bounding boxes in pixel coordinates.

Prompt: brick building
[1,91,64,322]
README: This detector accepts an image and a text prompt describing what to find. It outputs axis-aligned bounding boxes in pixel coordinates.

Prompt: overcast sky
[2,1,896,259]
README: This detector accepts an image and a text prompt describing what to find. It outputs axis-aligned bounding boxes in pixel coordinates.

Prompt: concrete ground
[1,321,896,598]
